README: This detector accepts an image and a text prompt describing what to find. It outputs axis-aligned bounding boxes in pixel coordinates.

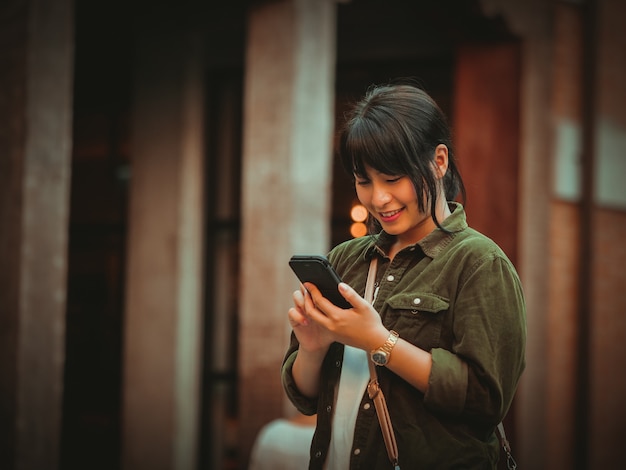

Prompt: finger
[288,307,309,327]
[337,282,366,307]
[299,286,328,323]
[302,282,325,311]
[302,283,319,311]
[292,289,305,309]
[305,281,363,311]
[303,283,343,321]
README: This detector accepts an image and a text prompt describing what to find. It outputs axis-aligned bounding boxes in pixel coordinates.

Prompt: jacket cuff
[281,350,318,415]
[424,347,468,415]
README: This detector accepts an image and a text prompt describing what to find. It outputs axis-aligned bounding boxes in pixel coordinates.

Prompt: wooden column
[479,1,554,468]
[454,43,521,265]
[239,0,337,465]
[122,28,205,470]
[0,1,74,469]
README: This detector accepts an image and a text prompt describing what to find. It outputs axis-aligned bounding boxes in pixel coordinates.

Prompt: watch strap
[373,330,399,359]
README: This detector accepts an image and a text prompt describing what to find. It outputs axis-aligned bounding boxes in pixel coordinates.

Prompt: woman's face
[355,164,436,245]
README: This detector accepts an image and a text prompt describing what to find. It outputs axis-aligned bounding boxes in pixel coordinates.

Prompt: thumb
[338,282,366,307]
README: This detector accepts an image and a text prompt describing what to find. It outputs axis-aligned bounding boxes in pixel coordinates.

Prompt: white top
[324,345,370,469]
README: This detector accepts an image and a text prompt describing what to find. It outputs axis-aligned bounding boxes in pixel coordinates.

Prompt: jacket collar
[365,202,467,260]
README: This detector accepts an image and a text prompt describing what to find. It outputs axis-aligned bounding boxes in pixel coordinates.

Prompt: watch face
[372,351,388,365]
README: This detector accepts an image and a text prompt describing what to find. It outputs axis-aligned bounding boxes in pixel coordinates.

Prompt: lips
[379,208,403,222]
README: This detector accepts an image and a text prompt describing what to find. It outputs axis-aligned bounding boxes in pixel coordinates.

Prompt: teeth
[381,209,401,217]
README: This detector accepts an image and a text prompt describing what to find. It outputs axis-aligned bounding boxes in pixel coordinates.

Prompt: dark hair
[339,82,466,233]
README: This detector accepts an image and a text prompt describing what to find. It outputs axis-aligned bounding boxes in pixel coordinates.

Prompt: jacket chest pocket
[384,293,450,350]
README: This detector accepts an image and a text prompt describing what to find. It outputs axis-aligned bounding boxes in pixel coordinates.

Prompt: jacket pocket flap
[387,292,449,314]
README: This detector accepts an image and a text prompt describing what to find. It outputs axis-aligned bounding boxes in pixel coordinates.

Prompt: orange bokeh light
[350,204,368,223]
[350,222,367,238]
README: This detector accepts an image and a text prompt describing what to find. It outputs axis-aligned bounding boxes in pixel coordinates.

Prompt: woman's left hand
[302,282,390,352]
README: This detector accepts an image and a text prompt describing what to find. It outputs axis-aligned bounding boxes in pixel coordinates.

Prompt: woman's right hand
[289,284,334,398]
[288,284,334,354]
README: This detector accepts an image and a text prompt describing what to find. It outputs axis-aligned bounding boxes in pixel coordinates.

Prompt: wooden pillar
[453,41,522,459]
[0,1,74,469]
[479,1,554,468]
[454,43,521,265]
[122,26,205,470]
[239,0,337,465]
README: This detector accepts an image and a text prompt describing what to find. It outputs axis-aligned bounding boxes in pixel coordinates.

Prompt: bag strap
[497,422,518,470]
[364,257,400,469]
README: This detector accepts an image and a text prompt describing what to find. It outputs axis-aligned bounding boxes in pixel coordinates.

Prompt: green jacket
[282,203,527,469]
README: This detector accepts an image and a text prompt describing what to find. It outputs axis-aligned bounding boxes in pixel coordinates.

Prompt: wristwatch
[370,330,399,366]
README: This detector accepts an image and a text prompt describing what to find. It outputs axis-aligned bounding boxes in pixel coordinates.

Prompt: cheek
[403,182,420,203]
[399,184,425,213]
[355,185,369,205]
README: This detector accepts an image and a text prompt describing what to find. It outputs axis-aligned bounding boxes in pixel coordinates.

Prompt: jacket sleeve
[424,252,527,425]
[281,332,319,416]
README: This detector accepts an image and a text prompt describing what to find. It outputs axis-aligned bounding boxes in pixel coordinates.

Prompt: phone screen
[289,255,351,308]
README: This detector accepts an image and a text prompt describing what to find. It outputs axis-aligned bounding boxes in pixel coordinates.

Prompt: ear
[433,144,449,179]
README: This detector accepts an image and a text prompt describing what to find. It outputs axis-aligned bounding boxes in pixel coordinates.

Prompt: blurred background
[1,0,625,469]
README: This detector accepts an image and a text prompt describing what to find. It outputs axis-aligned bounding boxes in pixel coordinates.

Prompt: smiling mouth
[379,208,403,218]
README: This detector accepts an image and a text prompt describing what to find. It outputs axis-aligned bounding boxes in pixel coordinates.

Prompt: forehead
[355,164,399,178]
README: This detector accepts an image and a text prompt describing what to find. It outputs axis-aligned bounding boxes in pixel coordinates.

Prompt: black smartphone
[288,255,351,309]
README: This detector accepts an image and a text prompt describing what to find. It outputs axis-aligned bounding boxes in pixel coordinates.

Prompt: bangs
[341,114,413,179]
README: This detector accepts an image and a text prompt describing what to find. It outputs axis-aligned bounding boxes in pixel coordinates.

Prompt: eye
[355,179,371,186]
[386,176,403,183]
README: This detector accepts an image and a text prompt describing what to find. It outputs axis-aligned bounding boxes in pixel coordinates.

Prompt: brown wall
[454,42,521,265]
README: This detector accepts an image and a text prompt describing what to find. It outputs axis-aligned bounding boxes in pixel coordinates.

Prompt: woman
[282,82,526,469]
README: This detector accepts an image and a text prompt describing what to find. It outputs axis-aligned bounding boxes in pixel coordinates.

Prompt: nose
[372,184,392,206]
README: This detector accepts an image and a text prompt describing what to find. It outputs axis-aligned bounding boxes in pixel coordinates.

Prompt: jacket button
[354,448,361,455]
[413,297,421,305]
[326,405,332,413]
